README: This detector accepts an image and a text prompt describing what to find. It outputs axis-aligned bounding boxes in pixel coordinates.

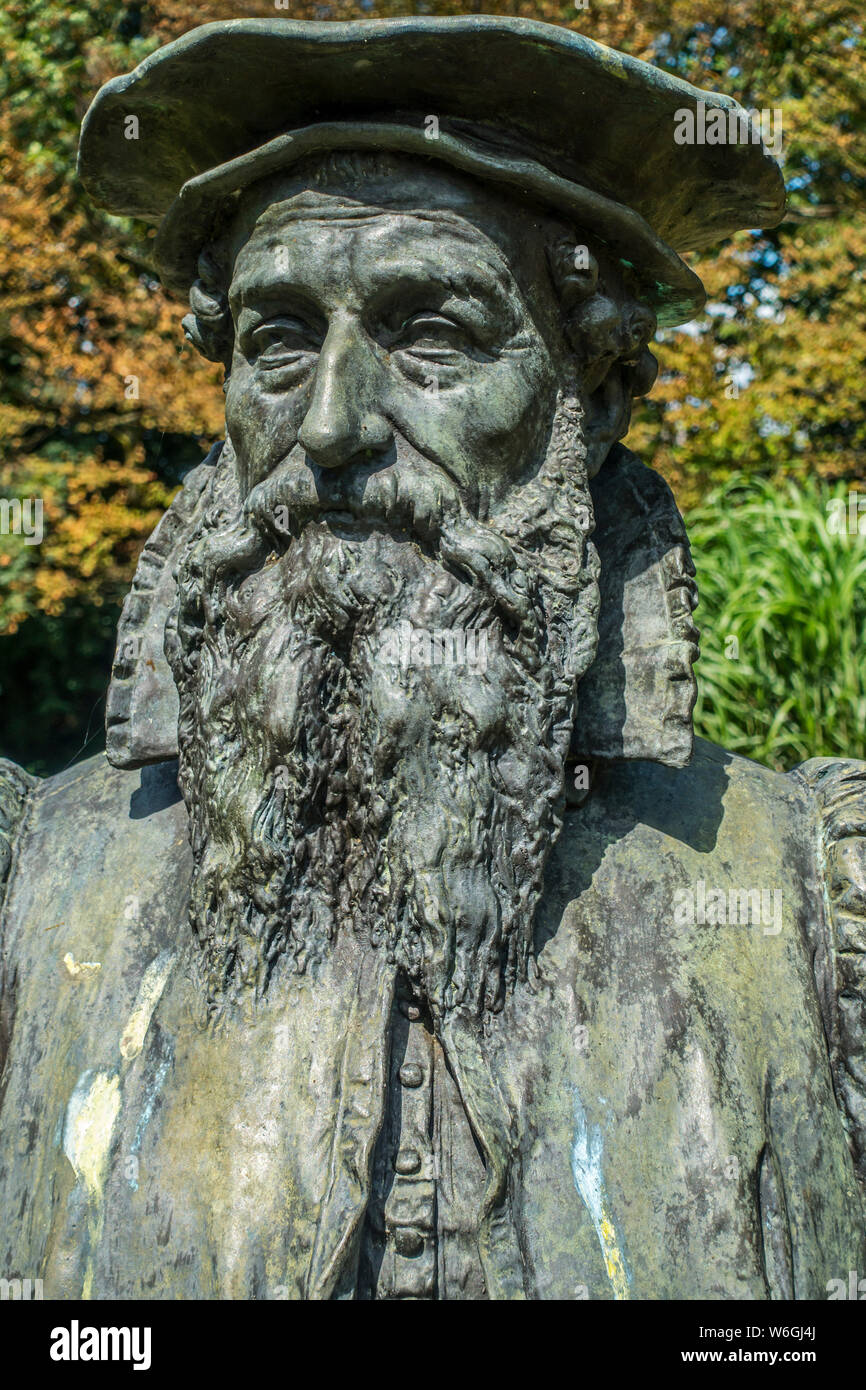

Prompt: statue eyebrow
[364,255,518,332]
[230,255,517,334]
[229,274,323,318]
[367,220,514,284]
[372,257,507,298]
[369,265,500,306]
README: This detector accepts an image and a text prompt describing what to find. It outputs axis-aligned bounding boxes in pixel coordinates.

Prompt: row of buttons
[359,983,490,1297]
[380,993,437,1296]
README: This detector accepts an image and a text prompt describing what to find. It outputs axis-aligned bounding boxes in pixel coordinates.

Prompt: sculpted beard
[165,388,600,1023]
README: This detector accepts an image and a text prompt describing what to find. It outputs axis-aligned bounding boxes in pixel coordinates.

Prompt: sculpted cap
[77,15,785,325]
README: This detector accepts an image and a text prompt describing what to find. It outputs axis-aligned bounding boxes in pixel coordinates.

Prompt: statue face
[168,160,603,1019]
[223,169,563,513]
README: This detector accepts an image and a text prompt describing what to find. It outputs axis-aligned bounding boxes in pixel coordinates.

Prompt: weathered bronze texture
[1,18,863,1300]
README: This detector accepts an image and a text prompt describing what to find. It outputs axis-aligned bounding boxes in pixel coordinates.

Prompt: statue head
[184,151,660,491]
[79,18,784,1022]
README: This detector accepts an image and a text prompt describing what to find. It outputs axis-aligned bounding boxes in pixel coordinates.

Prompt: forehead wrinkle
[230,207,519,315]
[366,249,513,311]
[240,190,517,243]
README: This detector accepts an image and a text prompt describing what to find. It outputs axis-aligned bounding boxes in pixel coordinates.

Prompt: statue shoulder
[792,756,866,1191]
[0,757,39,899]
[565,735,800,849]
[1,752,189,995]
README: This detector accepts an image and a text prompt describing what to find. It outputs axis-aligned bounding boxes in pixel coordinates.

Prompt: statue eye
[249,317,319,364]
[394,313,472,354]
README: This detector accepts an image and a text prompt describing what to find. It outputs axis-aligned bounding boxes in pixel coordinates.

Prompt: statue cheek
[458,351,556,475]
[225,371,308,490]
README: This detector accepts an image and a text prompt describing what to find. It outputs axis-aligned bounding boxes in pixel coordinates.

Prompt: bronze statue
[1,17,863,1300]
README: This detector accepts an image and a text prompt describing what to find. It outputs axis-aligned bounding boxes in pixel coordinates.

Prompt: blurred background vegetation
[0,0,863,775]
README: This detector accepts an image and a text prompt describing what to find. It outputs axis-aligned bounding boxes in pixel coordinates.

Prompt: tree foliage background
[0,0,863,774]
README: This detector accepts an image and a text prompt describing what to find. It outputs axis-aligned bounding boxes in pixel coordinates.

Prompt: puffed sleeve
[0,758,37,901]
[794,757,866,1191]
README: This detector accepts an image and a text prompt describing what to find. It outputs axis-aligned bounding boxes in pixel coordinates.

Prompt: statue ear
[104,444,223,769]
[572,444,699,769]
[581,369,632,479]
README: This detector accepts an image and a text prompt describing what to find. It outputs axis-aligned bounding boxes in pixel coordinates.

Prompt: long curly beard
[165,389,599,1025]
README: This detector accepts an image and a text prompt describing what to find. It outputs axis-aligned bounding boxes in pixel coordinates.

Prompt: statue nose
[298,319,393,470]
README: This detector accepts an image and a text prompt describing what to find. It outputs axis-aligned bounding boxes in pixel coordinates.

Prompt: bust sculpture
[1,17,864,1300]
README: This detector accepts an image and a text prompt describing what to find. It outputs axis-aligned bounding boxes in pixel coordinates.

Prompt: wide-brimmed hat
[78,16,785,326]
